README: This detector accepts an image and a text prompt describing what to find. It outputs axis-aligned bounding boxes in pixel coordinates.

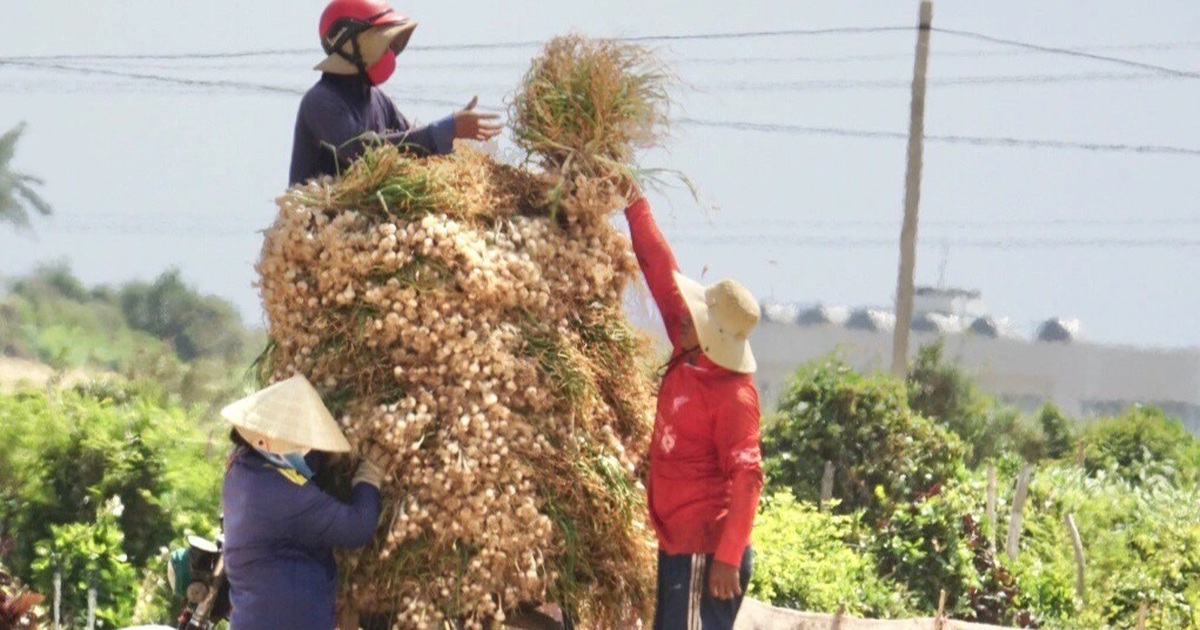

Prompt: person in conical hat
[220,374,385,630]
[619,182,764,630]
[289,0,504,186]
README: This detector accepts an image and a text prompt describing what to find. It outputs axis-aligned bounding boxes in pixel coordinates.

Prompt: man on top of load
[289,0,503,186]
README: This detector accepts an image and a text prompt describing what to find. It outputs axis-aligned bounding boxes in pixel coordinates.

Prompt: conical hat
[220,375,351,453]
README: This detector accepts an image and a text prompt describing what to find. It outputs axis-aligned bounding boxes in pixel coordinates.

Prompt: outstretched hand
[454,96,503,142]
[617,175,642,205]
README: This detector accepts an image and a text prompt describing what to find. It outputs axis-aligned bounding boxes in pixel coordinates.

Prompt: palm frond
[0,123,27,166]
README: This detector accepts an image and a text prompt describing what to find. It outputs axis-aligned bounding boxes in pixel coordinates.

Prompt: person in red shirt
[623,186,765,630]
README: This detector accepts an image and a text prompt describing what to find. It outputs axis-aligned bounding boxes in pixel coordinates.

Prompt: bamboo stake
[85,578,96,630]
[831,604,845,630]
[1066,513,1086,603]
[820,461,835,510]
[1006,463,1033,562]
[53,567,61,630]
[986,462,997,548]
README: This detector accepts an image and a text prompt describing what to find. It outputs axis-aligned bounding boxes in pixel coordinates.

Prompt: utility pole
[890,0,933,378]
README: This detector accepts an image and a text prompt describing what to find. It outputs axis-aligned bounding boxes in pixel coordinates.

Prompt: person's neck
[323,72,370,94]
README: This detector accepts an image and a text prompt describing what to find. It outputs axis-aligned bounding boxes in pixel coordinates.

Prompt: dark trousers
[653,548,753,630]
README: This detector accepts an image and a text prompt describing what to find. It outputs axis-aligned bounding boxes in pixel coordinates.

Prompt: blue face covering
[255,448,316,480]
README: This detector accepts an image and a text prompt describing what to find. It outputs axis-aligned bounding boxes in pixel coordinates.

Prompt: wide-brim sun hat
[315,20,418,74]
[673,271,760,374]
[220,374,351,453]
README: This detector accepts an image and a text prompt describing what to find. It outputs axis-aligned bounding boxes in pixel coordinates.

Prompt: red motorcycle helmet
[314,0,417,77]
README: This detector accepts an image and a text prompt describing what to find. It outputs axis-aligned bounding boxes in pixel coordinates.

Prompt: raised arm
[624,197,689,349]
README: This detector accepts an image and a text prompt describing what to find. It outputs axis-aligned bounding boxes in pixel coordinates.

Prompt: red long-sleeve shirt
[625,197,764,567]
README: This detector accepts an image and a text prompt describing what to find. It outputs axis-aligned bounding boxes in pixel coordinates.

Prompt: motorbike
[166,535,230,630]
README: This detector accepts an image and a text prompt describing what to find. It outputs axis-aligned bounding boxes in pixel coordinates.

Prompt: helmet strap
[324,11,396,84]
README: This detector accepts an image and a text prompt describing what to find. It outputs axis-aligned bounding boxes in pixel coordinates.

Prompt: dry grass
[511,34,672,213]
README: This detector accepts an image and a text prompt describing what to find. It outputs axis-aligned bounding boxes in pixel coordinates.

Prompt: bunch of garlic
[256,163,656,627]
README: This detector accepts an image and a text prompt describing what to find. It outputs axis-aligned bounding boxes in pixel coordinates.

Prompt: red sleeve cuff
[625,196,650,217]
[715,541,747,568]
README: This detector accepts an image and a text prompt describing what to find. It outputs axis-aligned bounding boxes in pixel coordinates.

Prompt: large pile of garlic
[256,145,657,628]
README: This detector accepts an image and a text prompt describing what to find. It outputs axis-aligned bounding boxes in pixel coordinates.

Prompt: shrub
[0,383,223,612]
[748,493,910,618]
[1013,466,1200,628]
[908,342,1053,466]
[762,357,966,521]
[31,498,137,629]
[1038,404,1076,461]
[908,341,993,464]
[1081,406,1200,486]
[118,269,253,364]
[870,481,979,615]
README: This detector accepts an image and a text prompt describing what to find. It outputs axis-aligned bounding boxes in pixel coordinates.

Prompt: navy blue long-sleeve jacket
[289,73,456,186]
[222,449,381,630]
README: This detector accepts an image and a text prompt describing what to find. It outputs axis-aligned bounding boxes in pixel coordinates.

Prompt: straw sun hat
[673,272,761,374]
[220,374,352,454]
[315,20,417,75]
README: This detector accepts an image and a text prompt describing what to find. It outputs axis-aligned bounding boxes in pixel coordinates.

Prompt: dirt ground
[0,356,98,392]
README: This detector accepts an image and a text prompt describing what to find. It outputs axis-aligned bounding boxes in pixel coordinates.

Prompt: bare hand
[617,175,642,205]
[708,560,742,601]
[454,96,503,142]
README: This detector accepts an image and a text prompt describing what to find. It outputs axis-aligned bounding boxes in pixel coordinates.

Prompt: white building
[751,288,1200,433]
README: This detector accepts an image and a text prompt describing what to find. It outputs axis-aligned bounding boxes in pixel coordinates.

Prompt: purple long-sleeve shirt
[222,448,381,630]
[289,73,456,186]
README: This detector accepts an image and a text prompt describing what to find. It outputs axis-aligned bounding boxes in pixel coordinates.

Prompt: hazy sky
[2,1,1198,348]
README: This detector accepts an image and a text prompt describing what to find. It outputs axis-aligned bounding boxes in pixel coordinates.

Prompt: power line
[0,26,915,62]
[36,219,1200,248]
[5,26,1200,71]
[672,235,1200,249]
[672,216,1200,229]
[0,59,466,107]
[7,59,1198,158]
[933,28,1200,79]
[624,25,914,43]
[679,118,1200,156]
[0,59,304,96]
[667,41,1200,66]
[10,60,1186,95]
[699,71,1187,92]
[37,39,1200,73]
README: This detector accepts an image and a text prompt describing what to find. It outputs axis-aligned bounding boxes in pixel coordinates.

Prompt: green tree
[120,269,250,363]
[762,357,966,522]
[32,498,137,629]
[0,123,51,232]
[908,342,1050,465]
[1038,404,1075,461]
[0,384,223,582]
[1082,406,1200,486]
[907,342,992,463]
